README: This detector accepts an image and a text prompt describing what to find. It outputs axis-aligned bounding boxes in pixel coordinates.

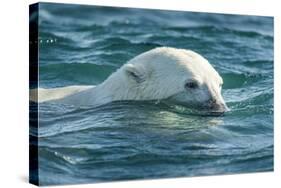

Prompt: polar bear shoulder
[30,85,94,103]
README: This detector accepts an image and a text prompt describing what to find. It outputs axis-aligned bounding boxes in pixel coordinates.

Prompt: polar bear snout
[207,98,229,114]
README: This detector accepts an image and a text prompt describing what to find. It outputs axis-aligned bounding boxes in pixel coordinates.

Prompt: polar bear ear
[124,64,146,83]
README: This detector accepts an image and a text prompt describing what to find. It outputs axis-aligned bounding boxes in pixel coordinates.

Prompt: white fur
[30,47,228,112]
[30,85,94,103]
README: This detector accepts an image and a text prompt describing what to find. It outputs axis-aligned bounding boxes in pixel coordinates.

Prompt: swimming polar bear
[30,47,229,114]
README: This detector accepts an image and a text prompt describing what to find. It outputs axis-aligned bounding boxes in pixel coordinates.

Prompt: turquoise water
[30,3,273,186]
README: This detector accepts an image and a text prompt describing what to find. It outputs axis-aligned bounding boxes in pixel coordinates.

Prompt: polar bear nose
[209,98,217,105]
[208,98,229,113]
[208,98,218,107]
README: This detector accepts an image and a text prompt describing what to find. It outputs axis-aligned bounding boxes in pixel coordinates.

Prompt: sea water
[30,3,273,185]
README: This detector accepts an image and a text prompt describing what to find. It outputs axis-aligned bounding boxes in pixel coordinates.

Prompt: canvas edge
[29,2,39,186]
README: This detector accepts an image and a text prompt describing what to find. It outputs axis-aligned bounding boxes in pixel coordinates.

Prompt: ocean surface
[30,3,273,186]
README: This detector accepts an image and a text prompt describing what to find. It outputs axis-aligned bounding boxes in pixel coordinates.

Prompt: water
[30,3,273,186]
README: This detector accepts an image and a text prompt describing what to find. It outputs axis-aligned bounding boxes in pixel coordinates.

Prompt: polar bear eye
[185,81,199,89]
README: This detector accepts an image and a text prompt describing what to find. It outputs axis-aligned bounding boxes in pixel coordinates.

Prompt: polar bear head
[103,47,228,114]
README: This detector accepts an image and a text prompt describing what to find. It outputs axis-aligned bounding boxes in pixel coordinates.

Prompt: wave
[164,25,273,39]
[38,140,273,173]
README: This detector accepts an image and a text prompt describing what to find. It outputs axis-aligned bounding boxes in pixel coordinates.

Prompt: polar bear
[30,47,229,114]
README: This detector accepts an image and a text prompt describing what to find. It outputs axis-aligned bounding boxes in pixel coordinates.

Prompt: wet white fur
[30,47,227,110]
